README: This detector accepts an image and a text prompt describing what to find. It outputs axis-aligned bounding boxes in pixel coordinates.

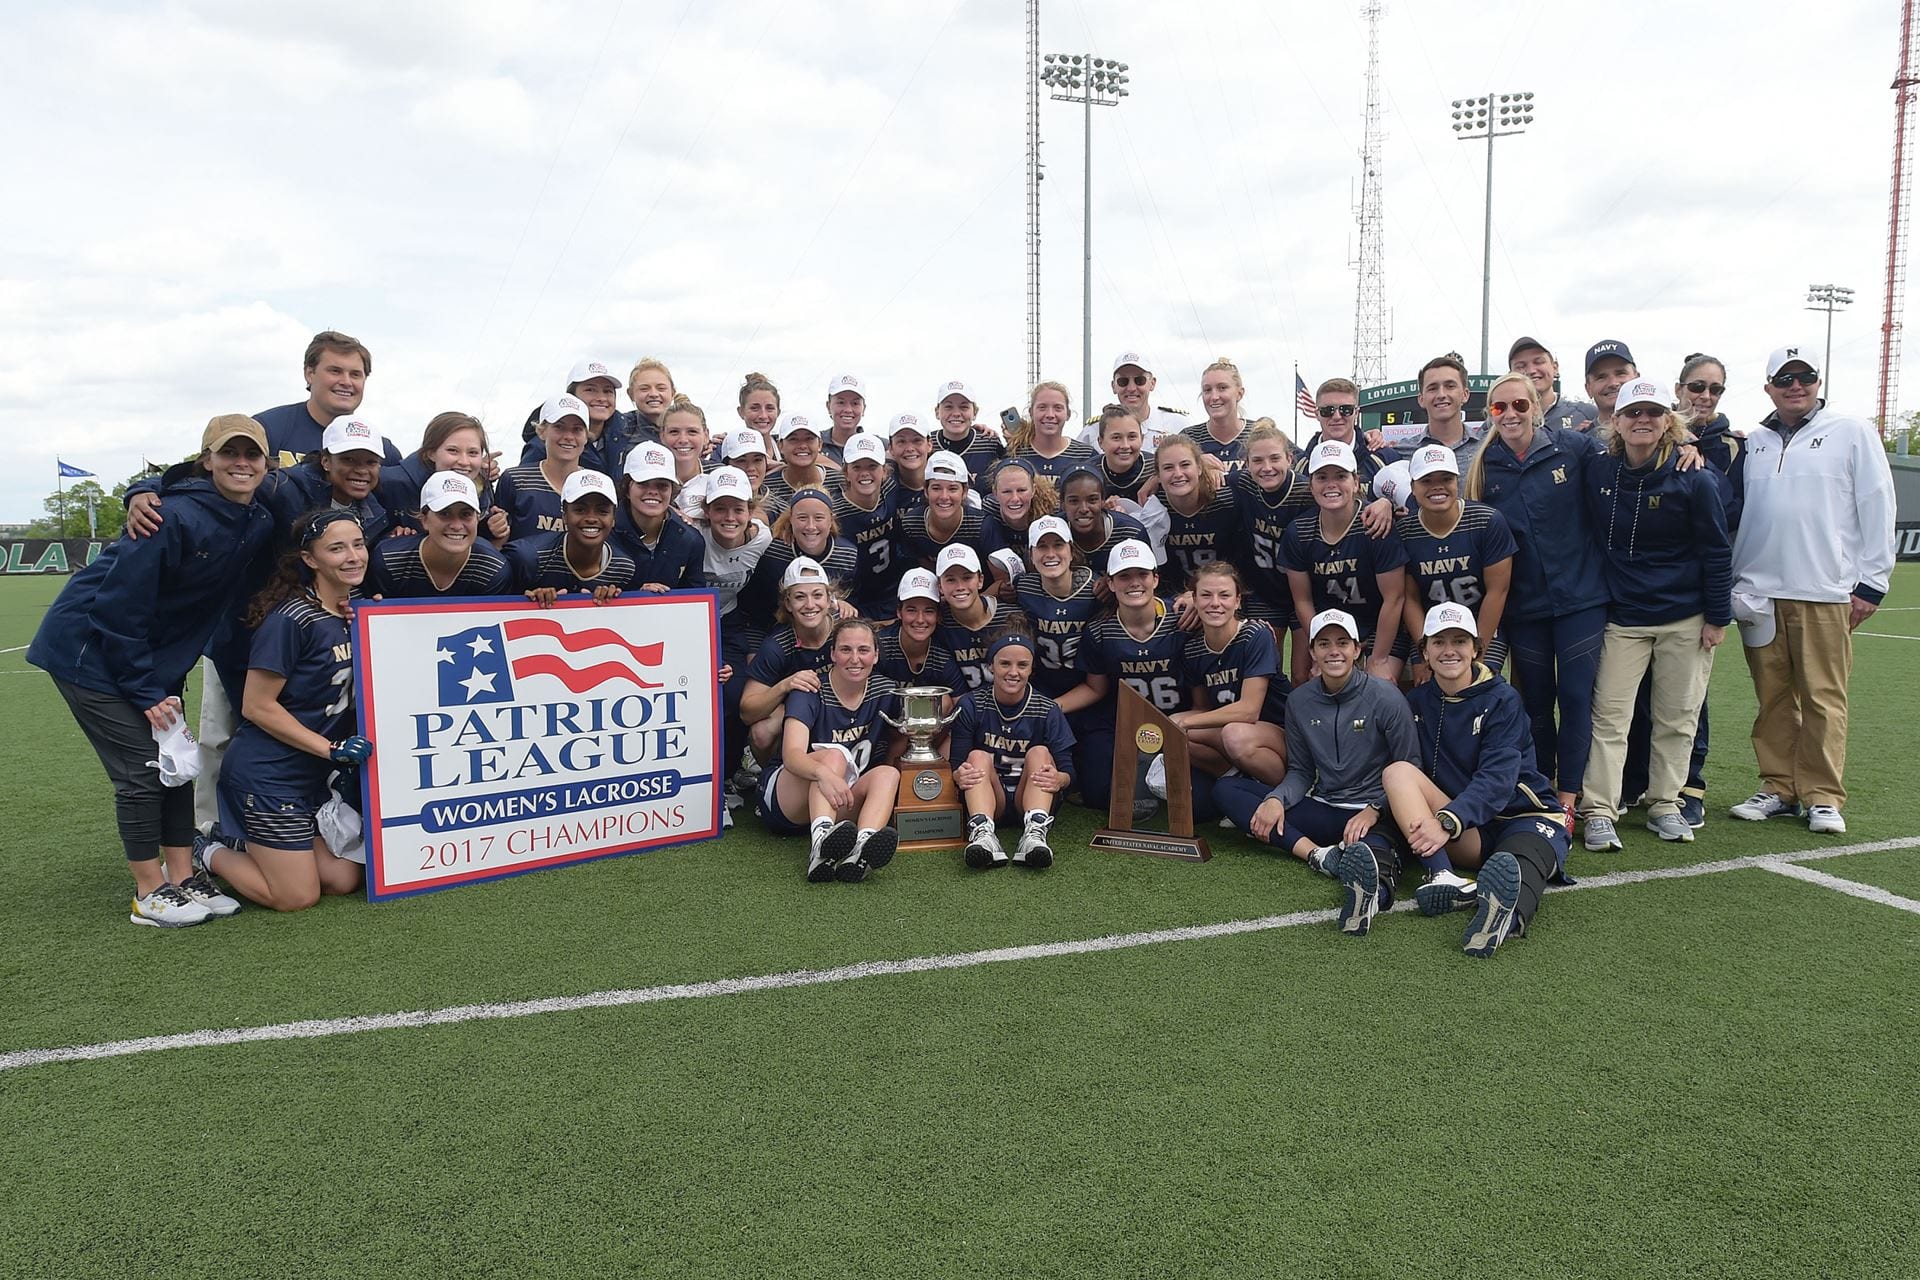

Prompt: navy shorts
[221,784,322,850]
[757,765,809,835]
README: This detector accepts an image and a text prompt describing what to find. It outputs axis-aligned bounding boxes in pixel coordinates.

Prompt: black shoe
[1463,851,1522,958]
[1415,870,1478,917]
[1335,842,1380,937]
[1678,795,1706,829]
[819,821,857,869]
[860,828,897,872]
[805,850,836,883]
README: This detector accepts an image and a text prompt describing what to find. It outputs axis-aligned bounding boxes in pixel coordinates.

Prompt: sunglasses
[1317,404,1358,419]
[1684,379,1726,396]
[1769,370,1820,388]
[1114,375,1150,387]
[1489,398,1532,414]
[1619,405,1666,420]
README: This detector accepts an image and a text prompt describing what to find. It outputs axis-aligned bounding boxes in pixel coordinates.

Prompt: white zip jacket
[1732,404,1895,605]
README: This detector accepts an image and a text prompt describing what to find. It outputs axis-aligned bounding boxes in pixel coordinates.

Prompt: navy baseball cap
[1584,339,1635,374]
[1508,336,1549,363]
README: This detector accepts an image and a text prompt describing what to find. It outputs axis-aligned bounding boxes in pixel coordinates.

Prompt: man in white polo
[1727,344,1896,834]
[1081,351,1188,452]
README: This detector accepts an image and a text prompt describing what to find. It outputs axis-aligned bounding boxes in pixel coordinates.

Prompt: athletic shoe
[1334,841,1380,937]
[1583,816,1622,852]
[1807,805,1847,835]
[1013,815,1055,869]
[965,833,1009,870]
[860,828,898,871]
[1646,812,1694,843]
[1306,845,1343,879]
[1415,868,1477,917]
[1730,791,1797,821]
[818,820,857,867]
[1144,755,1168,800]
[1132,794,1158,823]
[129,883,211,929]
[1462,850,1522,958]
[1678,795,1706,829]
[722,806,734,830]
[175,873,240,918]
[805,849,836,883]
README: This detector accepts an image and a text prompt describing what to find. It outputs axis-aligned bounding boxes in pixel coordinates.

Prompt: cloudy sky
[0,0,1898,521]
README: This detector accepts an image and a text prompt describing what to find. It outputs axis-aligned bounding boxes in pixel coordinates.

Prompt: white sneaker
[1729,791,1795,821]
[1013,816,1055,868]
[175,873,241,918]
[1806,805,1847,834]
[130,883,212,928]
[1145,754,1168,800]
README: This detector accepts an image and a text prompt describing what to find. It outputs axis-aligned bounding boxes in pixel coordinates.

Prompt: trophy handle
[879,710,907,733]
[934,705,963,731]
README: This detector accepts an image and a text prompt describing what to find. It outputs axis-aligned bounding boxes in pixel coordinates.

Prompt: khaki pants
[193,656,238,834]
[1741,599,1853,809]
[1584,616,1716,821]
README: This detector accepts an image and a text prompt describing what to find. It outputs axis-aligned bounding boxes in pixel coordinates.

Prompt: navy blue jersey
[1280,508,1410,636]
[1296,433,1401,494]
[1072,511,1152,577]
[492,464,567,541]
[893,504,998,572]
[949,687,1076,784]
[738,537,860,625]
[222,595,355,797]
[938,600,1026,693]
[367,535,513,598]
[932,427,1006,486]
[1230,469,1316,624]
[875,628,965,694]
[1097,454,1152,504]
[610,511,706,590]
[254,401,403,468]
[1183,620,1289,723]
[1014,568,1100,697]
[1393,501,1518,614]
[1079,608,1189,719]
[1181,420,1253,471]
[1013,440,1099,485]
[745,626,836,687]
[830,485,901,605]
[1161,487,1244,592]
[505,532,639,594]
[782,674,899,776]
[763,468,834,510]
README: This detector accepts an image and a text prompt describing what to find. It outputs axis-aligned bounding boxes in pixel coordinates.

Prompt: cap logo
[1785,347,1799,357]
[944,382,963,393]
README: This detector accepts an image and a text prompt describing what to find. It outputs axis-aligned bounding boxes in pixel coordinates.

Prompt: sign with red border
[352,592,722,900]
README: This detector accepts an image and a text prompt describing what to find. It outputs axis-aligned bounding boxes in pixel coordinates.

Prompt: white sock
[854,827,875,852]
[1025,809,1051,830]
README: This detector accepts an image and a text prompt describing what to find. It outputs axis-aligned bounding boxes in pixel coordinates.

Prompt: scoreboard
[1359,376,1563,447]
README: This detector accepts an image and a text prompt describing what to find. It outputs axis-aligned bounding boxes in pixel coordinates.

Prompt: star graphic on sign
[469,634,495,655]
[459,667,497,700]
[436,646,455,665]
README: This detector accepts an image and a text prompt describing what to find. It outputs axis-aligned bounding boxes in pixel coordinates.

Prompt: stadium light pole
[1043,52,1130,420]
[1806,283,1855,393]
[1451,91,1534,374]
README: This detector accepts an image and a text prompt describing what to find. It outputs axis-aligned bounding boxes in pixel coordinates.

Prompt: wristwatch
[1437,810,1461,838]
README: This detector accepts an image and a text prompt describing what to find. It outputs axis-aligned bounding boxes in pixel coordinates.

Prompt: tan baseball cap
[202,414,268,454]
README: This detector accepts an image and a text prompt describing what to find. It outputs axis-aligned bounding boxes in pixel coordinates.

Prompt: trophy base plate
[1090,828,1211,862]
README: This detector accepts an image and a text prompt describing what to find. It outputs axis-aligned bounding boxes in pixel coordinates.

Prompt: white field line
[0,644,27,654]
[1761,861,1920,914]
[2,836,1917,1075]
[1855,631,1920,641]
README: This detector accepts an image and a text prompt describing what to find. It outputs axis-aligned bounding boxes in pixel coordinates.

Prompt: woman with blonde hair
[1004,381,1097,483]
[1180,358,1255,470]
[626,357,676,443]
[1574,377,1731,851]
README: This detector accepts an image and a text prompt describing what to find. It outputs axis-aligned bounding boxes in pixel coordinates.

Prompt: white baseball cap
[1107,539,1156,575]
[897,568,939,603]
[936,544,982,576]
[1307,440,1358,474]
[704,466,752,505]
[723,429,768,461]
[1111,351,1155,375]
[1615,378,1668,415]
[1028,515,1071,548]
[322,416,384,457]
[1765,344,1820,379]
[773,411,819,440]
[542,393,590,427]
[624,442,676,485]
[1309,608,1361,642]
[933,379,977,407]
[827,374,865,398]
[779,556,829,590]
[420,471,480,513]
[568,358,620,388]
[842,433,888,467]
[988,548,1026,582]
[924,451,969,484]
[1371,458,1413,509]
[1422,601,1477,639]
[561,470,618,505]
[886,411,929,438]
[1408,444,1460,479]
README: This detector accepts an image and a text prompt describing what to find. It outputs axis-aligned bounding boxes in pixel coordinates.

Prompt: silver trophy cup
[880,686,963,765]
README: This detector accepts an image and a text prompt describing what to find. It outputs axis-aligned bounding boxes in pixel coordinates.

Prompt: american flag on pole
[1294,372,1318,422]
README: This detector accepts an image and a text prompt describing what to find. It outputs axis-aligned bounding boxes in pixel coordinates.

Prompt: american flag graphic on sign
[435,618,665,706]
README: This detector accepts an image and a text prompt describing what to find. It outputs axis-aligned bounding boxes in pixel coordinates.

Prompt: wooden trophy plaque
[1089,682,1211,861]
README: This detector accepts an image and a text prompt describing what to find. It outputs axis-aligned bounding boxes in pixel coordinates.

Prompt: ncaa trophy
[880,686,966,852]
[1089,682,1210,861]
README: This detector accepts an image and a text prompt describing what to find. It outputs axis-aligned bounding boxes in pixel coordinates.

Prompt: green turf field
[3,570,1916,1279]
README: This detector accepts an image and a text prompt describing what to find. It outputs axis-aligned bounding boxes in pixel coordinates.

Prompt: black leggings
[54,678,194,862]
